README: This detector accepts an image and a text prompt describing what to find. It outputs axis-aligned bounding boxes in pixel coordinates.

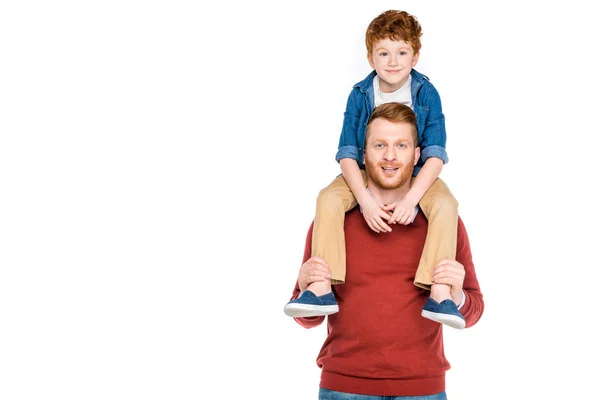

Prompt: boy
[284,10,464,328]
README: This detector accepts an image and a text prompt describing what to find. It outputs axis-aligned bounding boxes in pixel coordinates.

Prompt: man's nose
[383,147,396,161]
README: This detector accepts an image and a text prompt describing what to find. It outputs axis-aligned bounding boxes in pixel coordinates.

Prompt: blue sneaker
[421,298,465,329]
[283,290,339,318]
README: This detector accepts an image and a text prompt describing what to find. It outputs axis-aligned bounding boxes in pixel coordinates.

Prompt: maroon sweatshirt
[291,208,484,396]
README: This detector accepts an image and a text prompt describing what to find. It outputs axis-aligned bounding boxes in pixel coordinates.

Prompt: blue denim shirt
[335,69,448,176]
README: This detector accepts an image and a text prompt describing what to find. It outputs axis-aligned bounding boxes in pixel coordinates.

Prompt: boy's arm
[404,157,443,206]
[335,90,391,232]
[340,158,391,233]
[385,156,444,225]
[412,83,449,199]
[340,158,369,204]
[335,90,361,163]
[335,89,369,204]
[386,84,448,224]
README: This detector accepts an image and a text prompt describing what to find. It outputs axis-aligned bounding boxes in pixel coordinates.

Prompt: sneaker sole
[283,304,339,318]
[421,310,466,330]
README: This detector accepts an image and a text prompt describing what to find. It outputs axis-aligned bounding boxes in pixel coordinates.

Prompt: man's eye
[397,143,406,148]
[375,143,384,148]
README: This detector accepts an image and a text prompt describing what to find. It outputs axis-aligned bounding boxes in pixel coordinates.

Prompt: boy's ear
[367,52,375,70]
[412,51,420,67]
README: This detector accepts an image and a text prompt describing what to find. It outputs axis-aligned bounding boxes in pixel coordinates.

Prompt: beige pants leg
[414,178,459,289]
[312,173,367,284]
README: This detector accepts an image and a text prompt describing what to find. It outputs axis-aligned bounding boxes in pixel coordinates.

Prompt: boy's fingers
[375,218,391,232]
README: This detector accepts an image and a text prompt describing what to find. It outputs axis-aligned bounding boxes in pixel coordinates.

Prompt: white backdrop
[1,1,599,399]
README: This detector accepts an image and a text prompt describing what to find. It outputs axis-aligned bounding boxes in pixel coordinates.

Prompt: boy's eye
[399,51,407,56]
[379,52,388,57]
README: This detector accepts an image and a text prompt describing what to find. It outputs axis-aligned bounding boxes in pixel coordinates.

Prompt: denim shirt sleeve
[335,90,361,163]
[420,84,449,164]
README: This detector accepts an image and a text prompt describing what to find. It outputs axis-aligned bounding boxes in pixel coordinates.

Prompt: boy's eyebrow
[375,43,411,52]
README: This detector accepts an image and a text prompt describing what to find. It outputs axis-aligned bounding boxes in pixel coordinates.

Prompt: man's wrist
[457,290,466,310]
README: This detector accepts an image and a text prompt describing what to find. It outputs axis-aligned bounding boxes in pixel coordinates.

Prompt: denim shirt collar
[354,69,429,92]
[353,68,429,124]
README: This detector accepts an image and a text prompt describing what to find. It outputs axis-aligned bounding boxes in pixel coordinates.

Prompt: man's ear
[414,147,421,165]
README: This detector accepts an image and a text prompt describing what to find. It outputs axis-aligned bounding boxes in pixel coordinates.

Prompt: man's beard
[364,157,413,190]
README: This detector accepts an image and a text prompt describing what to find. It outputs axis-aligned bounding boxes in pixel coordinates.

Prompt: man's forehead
[366,122,416,149]
[369,120,413,138]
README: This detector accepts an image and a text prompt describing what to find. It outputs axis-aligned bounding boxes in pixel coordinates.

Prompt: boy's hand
[384,198,418,225]
[360,195,392,233]
[297,256,332,292]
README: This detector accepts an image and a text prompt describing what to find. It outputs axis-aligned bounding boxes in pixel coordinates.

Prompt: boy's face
[368,38,420,93]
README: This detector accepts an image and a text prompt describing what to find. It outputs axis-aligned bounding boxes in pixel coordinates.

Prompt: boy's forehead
[374,38,411,48]
[373,38,412,51]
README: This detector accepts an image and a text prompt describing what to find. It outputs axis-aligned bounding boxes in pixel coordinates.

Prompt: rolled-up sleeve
[420,84,449,164]
[335,145,359,163]
[335,90,361,163]
[421,145,448,164]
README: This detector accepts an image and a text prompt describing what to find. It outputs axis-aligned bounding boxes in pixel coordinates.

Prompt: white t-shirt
[373,74,413,109]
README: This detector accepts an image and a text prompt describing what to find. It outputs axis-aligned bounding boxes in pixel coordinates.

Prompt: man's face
[368,38,419,93]
[364,118,420,190]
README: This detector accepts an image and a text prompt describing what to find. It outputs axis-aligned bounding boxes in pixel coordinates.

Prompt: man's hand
[432,259,465,305]
[360,195,392,233]
[297,256,332,292]
[383,198,418,225]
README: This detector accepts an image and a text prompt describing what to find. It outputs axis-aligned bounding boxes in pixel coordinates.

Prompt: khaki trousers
[311,173,458,289]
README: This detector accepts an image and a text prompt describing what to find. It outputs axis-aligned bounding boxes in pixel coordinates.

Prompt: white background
[1,1,599,399]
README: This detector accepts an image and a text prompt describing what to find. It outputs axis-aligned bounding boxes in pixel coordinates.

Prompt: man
[287,103,484,399]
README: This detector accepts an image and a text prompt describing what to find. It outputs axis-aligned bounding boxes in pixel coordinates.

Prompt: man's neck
[366,179,412,207]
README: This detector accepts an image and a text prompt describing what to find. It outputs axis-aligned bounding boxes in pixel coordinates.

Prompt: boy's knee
[316,190,345,214]
[432,196,458,213]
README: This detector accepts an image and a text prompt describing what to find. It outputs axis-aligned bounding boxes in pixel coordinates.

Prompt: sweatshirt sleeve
[289,221,326,329]
[455,217,485,328]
